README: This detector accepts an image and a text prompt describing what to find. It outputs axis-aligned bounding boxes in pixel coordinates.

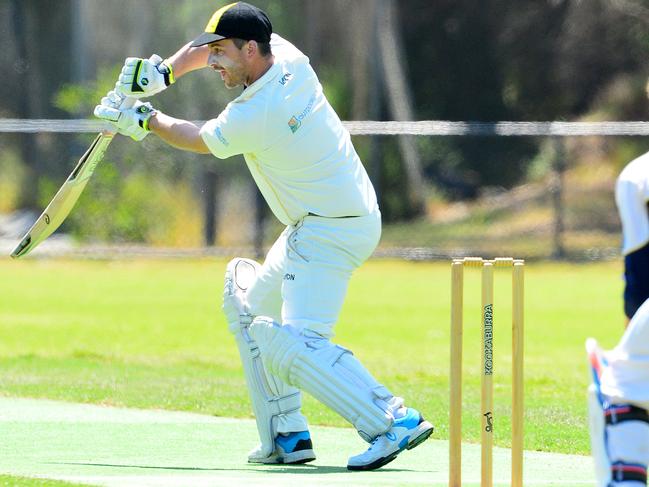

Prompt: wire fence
[1,119,643,261]
[3,119,649,136]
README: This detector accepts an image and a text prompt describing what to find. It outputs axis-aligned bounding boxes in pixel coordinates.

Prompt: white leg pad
[606,402,649,486]
[589,385,612,487]
[223,259,308,459]
[249,317,403,442]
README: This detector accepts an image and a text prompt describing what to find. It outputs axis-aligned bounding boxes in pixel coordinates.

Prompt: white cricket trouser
[247,211,382,338]
[601,297,649,410]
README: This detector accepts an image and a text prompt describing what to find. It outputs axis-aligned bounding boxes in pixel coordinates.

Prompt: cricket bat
[10,98,134,259]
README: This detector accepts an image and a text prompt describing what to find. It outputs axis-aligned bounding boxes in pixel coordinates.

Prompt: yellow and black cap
[191,2,272,47]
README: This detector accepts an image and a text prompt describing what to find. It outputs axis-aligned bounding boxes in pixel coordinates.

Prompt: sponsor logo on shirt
[279,73,293,85]
[288,95,316,134]
[216,127,229,146]
[288,116,301,133]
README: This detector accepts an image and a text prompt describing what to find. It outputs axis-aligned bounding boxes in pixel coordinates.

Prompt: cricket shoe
[248,431,316,464]
[347,408,433,471]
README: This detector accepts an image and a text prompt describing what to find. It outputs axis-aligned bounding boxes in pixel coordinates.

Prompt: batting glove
[115,54,174,99]
[94,90,156,141]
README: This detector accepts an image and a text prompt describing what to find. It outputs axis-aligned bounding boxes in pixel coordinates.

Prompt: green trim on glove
[159,60,175,86]
[135,103,156,131]
[131,60,145,93]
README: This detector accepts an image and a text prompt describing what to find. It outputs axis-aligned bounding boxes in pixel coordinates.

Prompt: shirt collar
[236,60,280,101]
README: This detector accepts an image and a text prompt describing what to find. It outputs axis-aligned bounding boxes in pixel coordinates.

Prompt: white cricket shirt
[616,152,649,255]
[601,295,649,404]
[200,34,378,226]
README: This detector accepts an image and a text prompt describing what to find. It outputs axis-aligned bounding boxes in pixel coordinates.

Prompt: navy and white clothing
[616,154,649,319]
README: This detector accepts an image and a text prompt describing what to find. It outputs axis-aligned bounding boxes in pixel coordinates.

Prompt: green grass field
[0,476,92,487]
[0,257,625,462]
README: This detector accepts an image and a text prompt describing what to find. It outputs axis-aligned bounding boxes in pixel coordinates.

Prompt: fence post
[203,169,217,247]
[253,187,265,260]
[551,138,566,259]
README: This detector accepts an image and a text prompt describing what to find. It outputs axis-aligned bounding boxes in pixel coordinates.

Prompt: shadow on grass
[47,463,225,472]
[47,461,420,474]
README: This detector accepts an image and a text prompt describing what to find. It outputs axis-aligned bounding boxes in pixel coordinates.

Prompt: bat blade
[10,132,115,259]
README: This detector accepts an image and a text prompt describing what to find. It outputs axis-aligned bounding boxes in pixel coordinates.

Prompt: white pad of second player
[223,259,308,459]
[589,391,649,487]
[587,338,649,486]
[588,385,613,487]
[249,317,403,442]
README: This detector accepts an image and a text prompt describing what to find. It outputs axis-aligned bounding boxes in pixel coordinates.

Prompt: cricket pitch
[0,397,594,487]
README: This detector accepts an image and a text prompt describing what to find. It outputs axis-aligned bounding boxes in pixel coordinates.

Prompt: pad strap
[611,461,647,484]
[605,404,649,425]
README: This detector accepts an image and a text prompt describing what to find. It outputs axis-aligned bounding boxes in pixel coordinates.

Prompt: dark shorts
[624,242,649,319]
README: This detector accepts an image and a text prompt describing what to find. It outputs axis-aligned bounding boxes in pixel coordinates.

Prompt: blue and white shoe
[248,431,316,464]
[347,408,433,471]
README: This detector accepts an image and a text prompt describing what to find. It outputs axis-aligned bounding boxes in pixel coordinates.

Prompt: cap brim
[190,32,227,47]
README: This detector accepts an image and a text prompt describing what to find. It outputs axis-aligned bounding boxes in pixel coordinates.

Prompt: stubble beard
[223,74,242,90]
[218,58,246,90]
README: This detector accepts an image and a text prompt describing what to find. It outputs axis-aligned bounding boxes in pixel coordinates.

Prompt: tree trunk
[71,0,93,83]
[377,0,426,214]
[10,0,39,208]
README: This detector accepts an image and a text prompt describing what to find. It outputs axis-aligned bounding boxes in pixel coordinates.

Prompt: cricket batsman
[94,2,433,470]
[587,302,649,486]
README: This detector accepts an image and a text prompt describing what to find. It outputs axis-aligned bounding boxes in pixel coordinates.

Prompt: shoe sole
[347,421,434,471]
[249,450,316,465]
[281,448,317,464]
[250,455,316,465]
[407,420,434,450]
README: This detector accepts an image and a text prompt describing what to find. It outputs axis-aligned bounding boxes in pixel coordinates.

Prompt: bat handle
[100,95,136,135]
[119,96,136,110]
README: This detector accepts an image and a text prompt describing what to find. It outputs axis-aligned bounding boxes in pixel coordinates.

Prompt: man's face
[207,39,248,89]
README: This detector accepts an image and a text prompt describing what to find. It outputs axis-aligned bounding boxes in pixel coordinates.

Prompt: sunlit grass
[0,258,625,455]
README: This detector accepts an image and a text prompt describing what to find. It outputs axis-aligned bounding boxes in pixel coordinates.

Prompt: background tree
[3,0,649,241]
